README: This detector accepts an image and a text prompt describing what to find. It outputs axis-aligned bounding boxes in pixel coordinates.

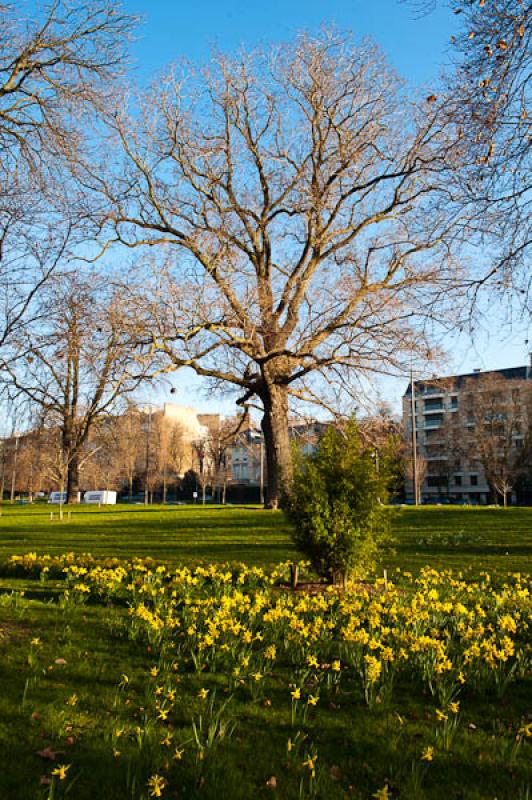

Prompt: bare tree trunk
[260,383,292,510]
[67,452,80,504]
[0,448,5,509]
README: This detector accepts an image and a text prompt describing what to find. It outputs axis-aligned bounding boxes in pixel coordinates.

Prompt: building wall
[163,403,209,442]
[402,365,532,504]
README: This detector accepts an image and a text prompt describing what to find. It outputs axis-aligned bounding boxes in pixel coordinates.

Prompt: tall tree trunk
[260,383,292,510]
[67,453,80,504]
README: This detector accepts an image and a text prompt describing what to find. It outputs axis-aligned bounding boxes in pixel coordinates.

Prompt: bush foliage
[286,418,391,584]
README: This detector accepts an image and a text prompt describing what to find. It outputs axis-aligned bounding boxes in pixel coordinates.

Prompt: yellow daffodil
[147,774,167,798]
[421,746,434,762]
[373,785,391,800]
[302,754,317,778]
[51,764,70,781]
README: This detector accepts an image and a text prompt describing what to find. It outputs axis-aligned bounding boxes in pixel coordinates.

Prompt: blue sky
[125,0,457,87]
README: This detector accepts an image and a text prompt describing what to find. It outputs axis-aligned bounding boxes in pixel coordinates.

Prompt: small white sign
[192,491,198,498]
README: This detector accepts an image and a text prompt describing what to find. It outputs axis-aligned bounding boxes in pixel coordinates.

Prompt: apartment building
[230,420,329,487]
[403,363,532,505]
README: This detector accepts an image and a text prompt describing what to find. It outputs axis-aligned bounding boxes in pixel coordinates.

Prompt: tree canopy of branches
[410,0,530,296]
[84,31,465,507]
[0,270,153,502]
[0,0,136,363]
[0,0,135,170]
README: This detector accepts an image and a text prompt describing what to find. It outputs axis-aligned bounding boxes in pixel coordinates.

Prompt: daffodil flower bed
[1,553,531,799]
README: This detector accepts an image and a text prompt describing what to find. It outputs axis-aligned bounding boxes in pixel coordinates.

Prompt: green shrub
[286,418,391,584]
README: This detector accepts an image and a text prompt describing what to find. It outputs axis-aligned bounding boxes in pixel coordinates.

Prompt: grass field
[0,505,530,799]
[1,502,531,577]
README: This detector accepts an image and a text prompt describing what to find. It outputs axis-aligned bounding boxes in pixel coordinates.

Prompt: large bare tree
[84,31,465,507]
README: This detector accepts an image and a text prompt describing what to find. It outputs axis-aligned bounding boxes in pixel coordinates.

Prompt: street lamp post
[144,405,153,506]
[410,367,419,506]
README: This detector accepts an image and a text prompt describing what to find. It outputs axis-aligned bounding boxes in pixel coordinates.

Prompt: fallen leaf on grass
[266,776,277,789]
[37,746,64,760]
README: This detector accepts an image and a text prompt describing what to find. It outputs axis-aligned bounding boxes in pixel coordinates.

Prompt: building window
[424,414,443,428]
[470,475,478,486]
[425,398,443,411]
[454,475,462,486]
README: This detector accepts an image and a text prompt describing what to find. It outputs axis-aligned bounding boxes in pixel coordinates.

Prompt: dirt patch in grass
[0,617,32,643]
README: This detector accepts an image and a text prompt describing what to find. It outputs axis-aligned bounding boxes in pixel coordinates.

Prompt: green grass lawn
[1,559,530,800]
[0,503,298,568]
[1,502,531,577]
[0,504,530,799]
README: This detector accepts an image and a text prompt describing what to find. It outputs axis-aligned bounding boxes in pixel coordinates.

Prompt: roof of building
[403,364,531,396]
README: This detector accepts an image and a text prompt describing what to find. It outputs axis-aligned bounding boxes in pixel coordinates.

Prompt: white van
[48,492,81,503]
[83,490,117,505]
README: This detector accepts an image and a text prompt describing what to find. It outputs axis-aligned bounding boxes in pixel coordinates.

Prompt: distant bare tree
[462,374,532,506]
[202,417,237,504]
[404,451,428,504]
[80,418,121,492]
[86,31,465,507]
[151,413,174,503]
[110,402,144,500]
[421,412,464,498]
[0,270,154,502]
[9,427,46,501]
[166,420,189,483]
